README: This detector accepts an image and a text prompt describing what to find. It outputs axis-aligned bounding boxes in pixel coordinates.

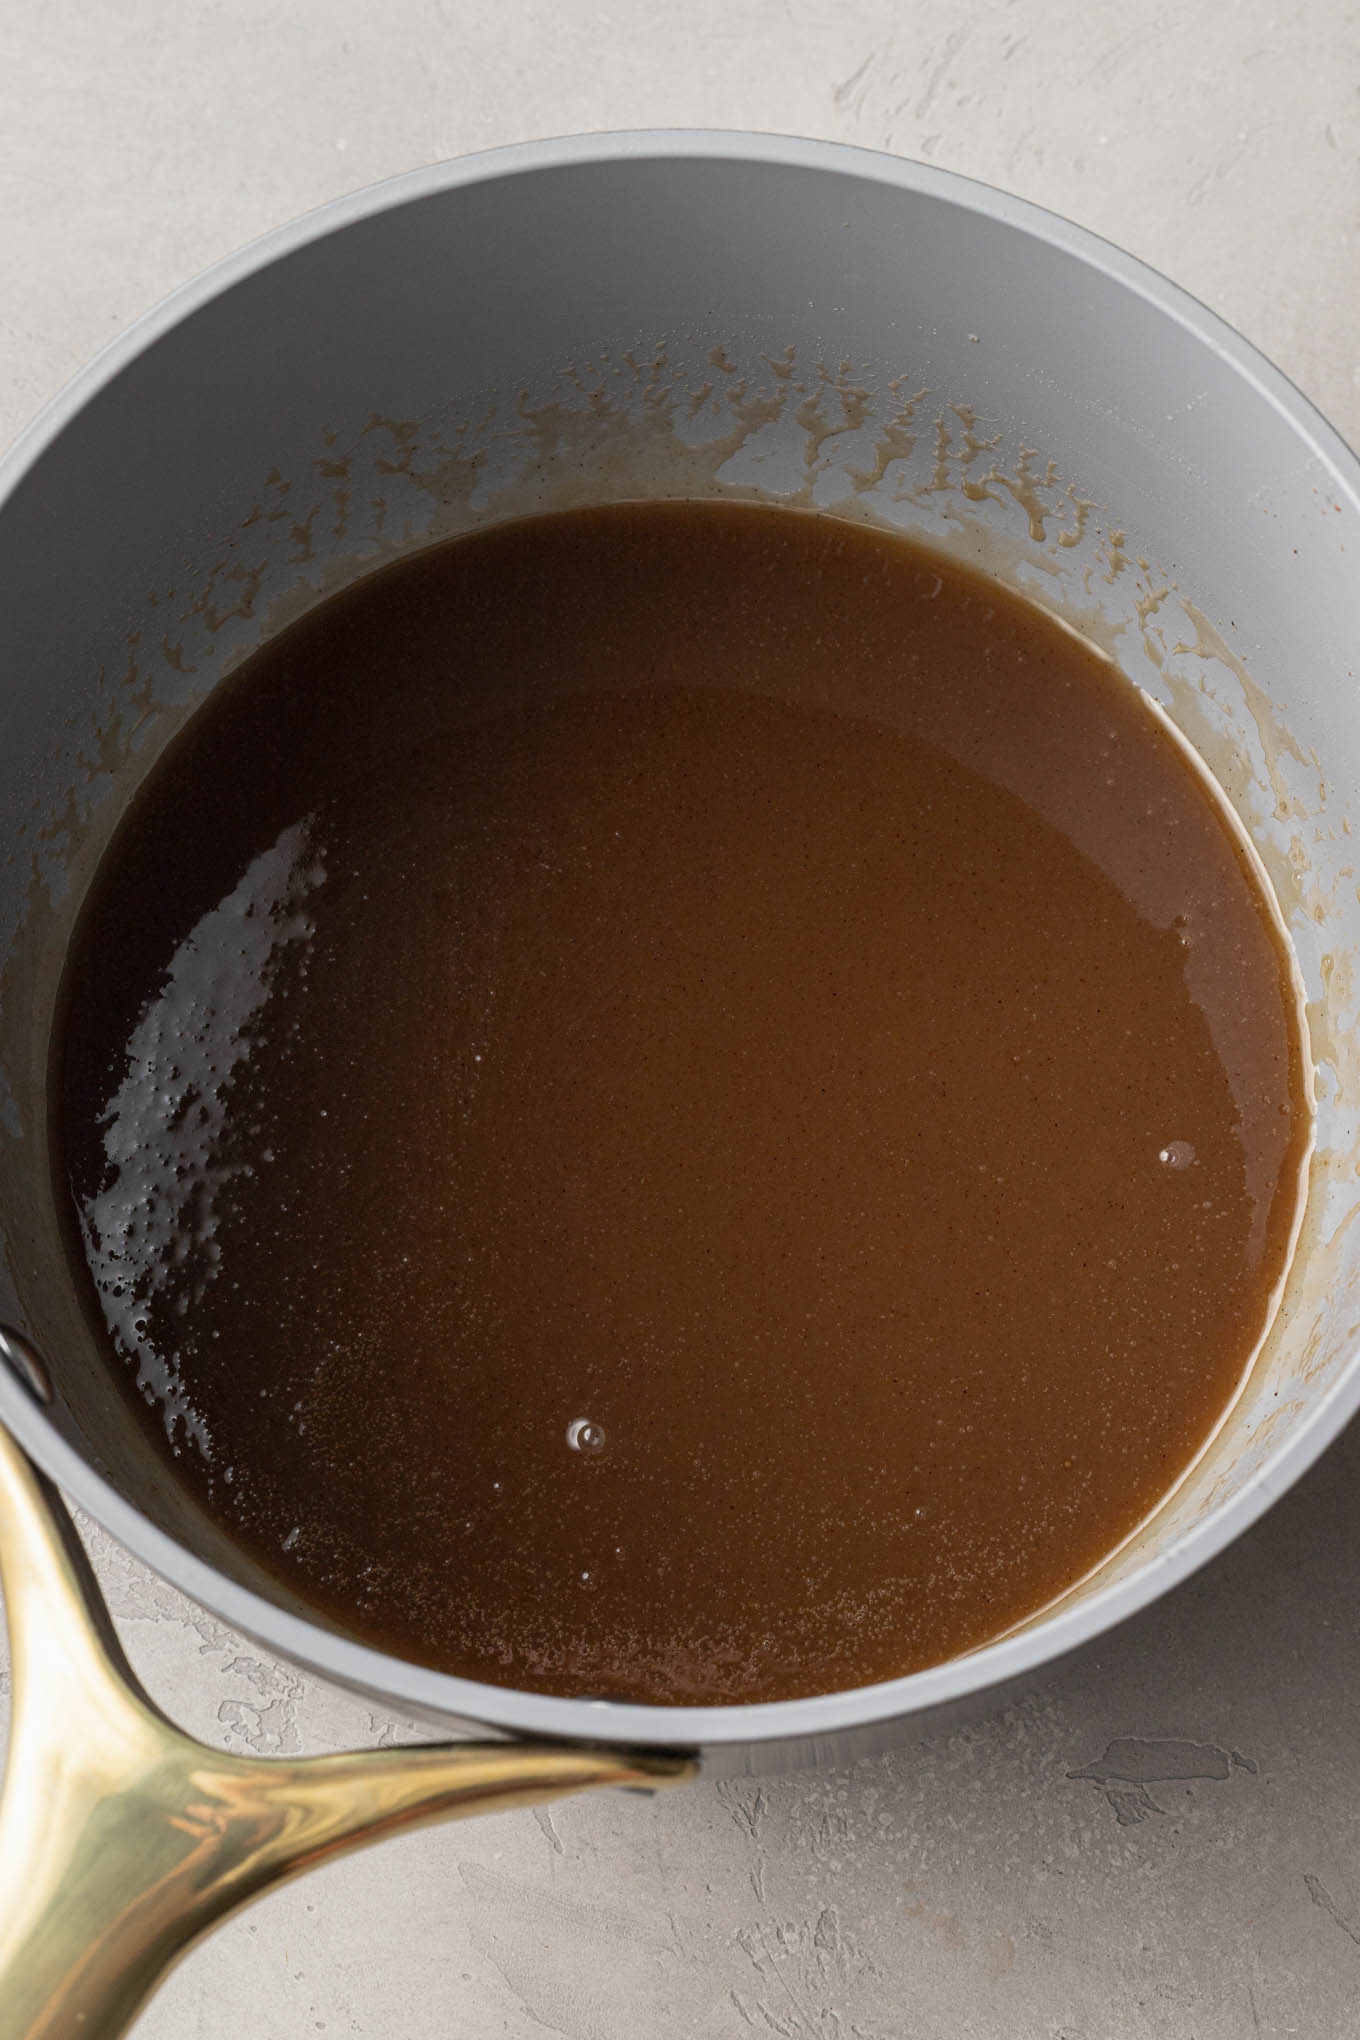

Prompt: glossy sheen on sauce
[54,502,1310,1706]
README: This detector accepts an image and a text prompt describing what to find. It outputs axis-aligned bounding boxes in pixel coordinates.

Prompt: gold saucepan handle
[0,1419,695,2040]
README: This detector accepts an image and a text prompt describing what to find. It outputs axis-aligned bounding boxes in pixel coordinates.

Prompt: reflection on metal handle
[0,1422,695,2040]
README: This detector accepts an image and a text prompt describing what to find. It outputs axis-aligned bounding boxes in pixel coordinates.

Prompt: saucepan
[1,132,1359,2039]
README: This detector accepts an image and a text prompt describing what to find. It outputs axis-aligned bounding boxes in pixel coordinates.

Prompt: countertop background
[3,4,1360,2035]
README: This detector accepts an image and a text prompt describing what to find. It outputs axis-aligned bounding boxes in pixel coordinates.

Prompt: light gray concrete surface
[3,4,1360,2035]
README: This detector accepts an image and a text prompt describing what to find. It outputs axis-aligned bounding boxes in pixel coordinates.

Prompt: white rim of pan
[2,128,1359,1752]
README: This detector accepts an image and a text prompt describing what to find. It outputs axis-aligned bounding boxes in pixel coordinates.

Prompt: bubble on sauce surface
[1158,1140,1197,1170]
[567,1418,606,1453]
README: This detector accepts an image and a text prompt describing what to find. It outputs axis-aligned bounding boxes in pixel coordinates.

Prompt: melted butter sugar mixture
[55,502,1310,1706]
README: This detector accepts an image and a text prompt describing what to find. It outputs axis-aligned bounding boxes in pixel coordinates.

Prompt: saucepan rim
[2,128,1358,1750]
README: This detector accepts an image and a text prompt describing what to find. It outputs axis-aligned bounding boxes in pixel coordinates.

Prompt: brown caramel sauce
[54,502,1309,1705]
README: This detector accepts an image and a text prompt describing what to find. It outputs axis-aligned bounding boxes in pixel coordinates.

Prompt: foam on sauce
[53,501,1311,1705]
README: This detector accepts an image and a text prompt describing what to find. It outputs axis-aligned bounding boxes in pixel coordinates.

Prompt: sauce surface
[54,502,1310,1705]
